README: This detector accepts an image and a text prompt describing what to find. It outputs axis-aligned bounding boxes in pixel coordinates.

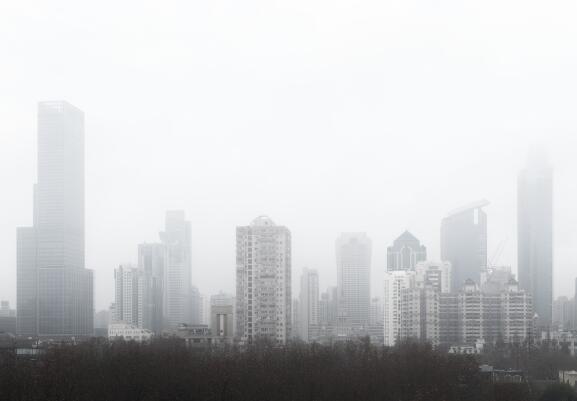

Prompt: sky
[1,0,577,310]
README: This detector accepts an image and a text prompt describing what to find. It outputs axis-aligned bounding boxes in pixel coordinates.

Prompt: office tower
[236,216,291,344]
[553,297,575,331]
[518,152,553,327]
[415,261,452,293]
[160,211,192,328]
[369,297,385,344]
[138,242,165,333]
[336,233,372,336]
[383,270,415,346]
[387,231,427,271]
[441,200,488,290]
[17,101,93,337]
[210,293,234,338]
[319,286,338,327]
[299,268,319,342]
[114,265,145,328]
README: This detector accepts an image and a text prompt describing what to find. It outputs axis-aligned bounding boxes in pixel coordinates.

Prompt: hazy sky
[1,0,577,310]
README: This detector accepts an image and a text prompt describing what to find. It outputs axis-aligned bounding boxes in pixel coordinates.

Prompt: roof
[446,199,490,218]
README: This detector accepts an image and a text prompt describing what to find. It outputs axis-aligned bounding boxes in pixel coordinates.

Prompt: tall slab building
[17,101,93,337]
[299,268,319,342]
[236,216,291,344]
[518,152,553,327]
[160,211,192,328]
[441,200,488,290]
[336,233,372,336]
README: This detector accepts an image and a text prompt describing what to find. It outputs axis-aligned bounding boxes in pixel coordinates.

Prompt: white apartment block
[384,270,415,346]
[236,216,291,344]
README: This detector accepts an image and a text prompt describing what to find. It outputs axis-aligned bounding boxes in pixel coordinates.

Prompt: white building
[114,265,145,328]
[383,270,415,346]
[108,323,153,342]
[415,261,452,293]
[299,268,319,342]
[336,233,372,336]
[236,216,291,344]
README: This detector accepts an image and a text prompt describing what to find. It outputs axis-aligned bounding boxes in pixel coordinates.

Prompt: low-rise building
[108,323,154,342]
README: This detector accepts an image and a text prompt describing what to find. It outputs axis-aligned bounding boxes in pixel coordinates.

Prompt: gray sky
[1,0,577,310]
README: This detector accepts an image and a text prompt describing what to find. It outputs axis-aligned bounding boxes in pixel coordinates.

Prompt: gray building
[298,268,319,342]
[210,293,234,339]
[138,242,165,333]
[17,101,93,337]
[336,233,372,336]
[236,216,291,344]
[441,200,488,290]
[160,211,192,328]
[387,231,427,271]
[518,152,553,327]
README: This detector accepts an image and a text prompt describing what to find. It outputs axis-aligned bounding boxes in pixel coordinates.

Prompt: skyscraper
[441,200,488,290]
[17,101,93,337]
[518,152,553,327]
[236,216,291,344]
[336,233,372,335]
[387,231,427,271]
[137,242,165,333]
[299,268,319,342]
[160,210,192,328]
[383,270,415,346]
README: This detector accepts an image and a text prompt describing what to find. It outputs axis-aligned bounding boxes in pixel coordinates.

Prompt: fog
[1,0,577,310]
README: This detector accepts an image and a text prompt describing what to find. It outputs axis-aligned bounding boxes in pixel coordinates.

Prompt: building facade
[114,265,145,328]
[160,211,192,328]
[384,270,415,346]
[518,152,553,327]
[236,216,291,344]
[441,200,488,290]
[17,101,93,337]
[387,231,427,271]
[299,268,319,342]
[336,233,372,337]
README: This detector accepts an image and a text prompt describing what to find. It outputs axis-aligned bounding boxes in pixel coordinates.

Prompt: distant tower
[518,151,553,327]
[160,210,192,328]
[137,242,165,333]
[17,101,93,337]
[336,233,372,335]
[387,231,427,271]
[441,200,488,290]
[236,216,292,344]
[299,268,319,342]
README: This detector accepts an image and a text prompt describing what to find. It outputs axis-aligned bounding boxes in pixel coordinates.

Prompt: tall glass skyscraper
[17,101,93,337]
[518,152,553,327]
[336,232,372,336]
[441,200,488,291]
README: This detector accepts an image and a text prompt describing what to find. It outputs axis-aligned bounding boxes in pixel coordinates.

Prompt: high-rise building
[441,200,488,290]
[190,286,203,325]
[160,211,192,328]
[236,216,291,344]
[114,265,145,328]
[400,285,440,347]
[415,261,452,293]
[383,270,415,346]
[299,268,319,342]
[137,242,165,333]
[17,101,93,337]
[518,152,553,327]
[387,231,427,271]
[336,233,372,336]
[319,286,338,327]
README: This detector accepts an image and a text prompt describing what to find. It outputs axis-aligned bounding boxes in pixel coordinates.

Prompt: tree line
[0,338,573,401]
